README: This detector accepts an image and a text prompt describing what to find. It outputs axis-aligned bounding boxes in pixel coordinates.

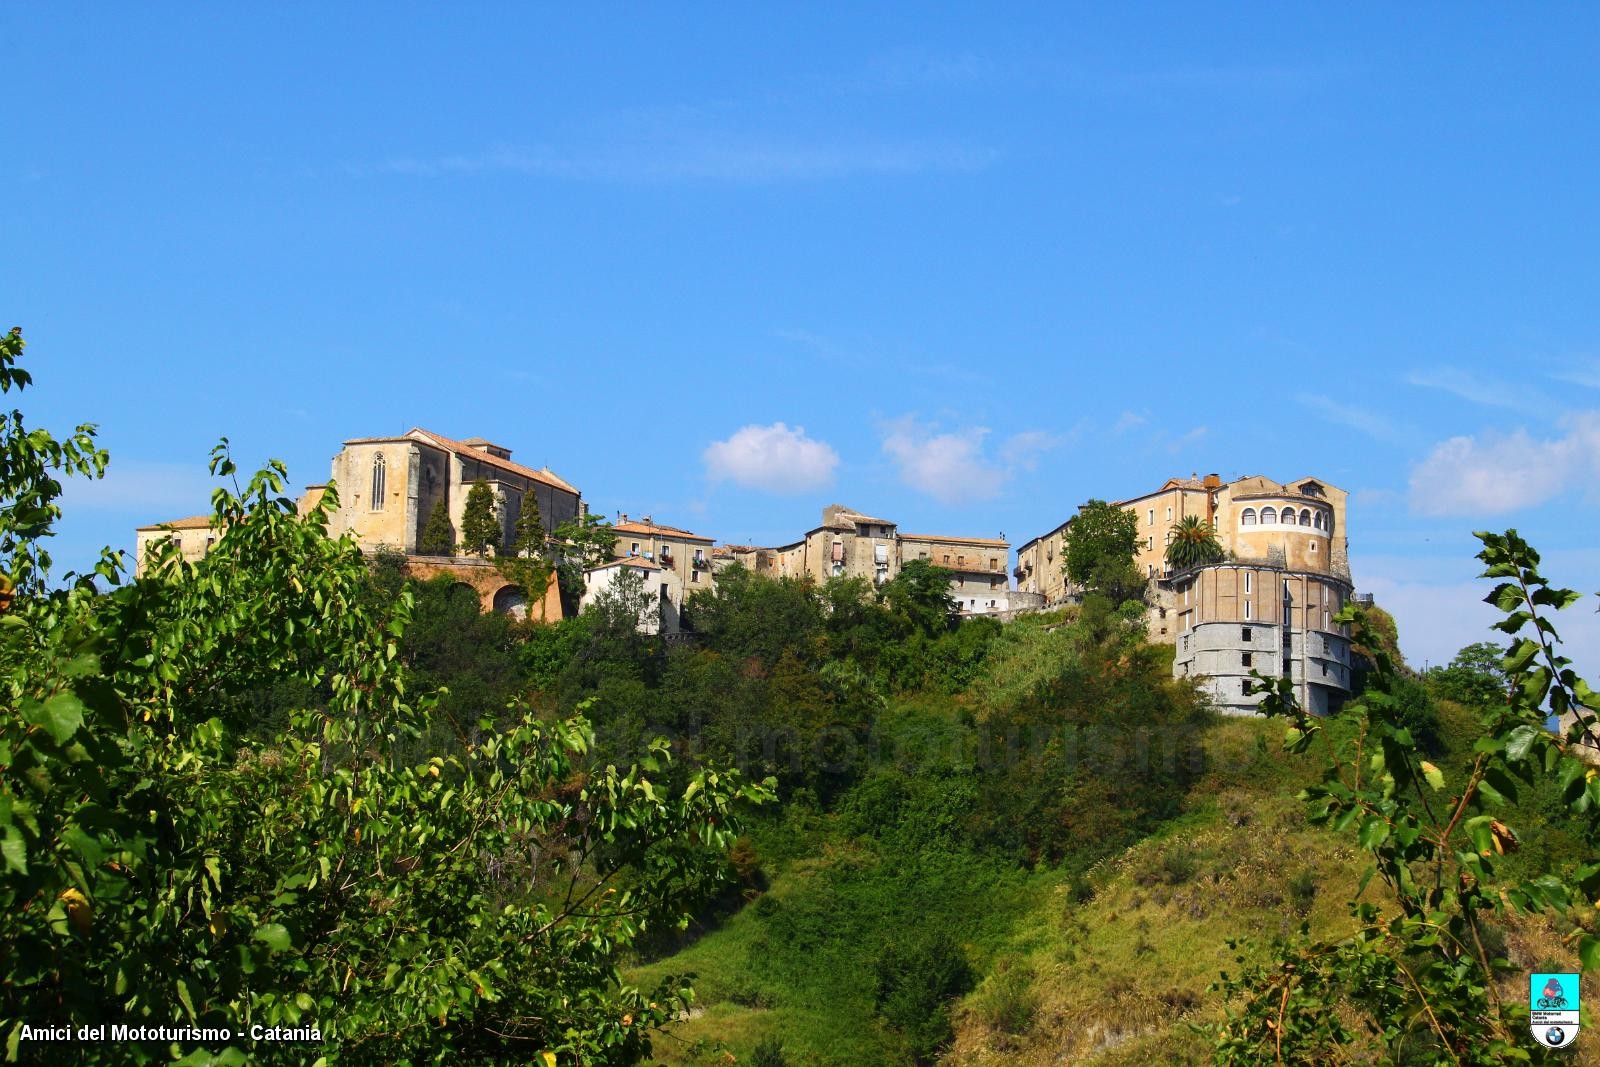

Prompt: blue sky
[6,5,1598,672]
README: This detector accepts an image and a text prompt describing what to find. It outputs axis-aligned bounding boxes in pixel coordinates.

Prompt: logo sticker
[1530,972,1580,1048]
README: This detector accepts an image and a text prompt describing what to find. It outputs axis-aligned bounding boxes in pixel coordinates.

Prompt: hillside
[633,703,1600,1066]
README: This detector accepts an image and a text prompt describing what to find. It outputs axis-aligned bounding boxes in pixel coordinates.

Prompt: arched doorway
[492,584,528,620]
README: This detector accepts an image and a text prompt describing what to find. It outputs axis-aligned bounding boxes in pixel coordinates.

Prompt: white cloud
[880,417,1061,505]
[703,423,839,494]
[1406,367,1554,414]
[1408,411,1600,516]
[882,418,1000,505]
[1356,552,1599,678]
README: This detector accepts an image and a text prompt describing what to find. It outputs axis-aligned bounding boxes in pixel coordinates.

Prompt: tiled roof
[898,533,1009,547]
[613,520,713,542]
[136,514,218,532]
[404,428,580,494]
[586,556,661,572]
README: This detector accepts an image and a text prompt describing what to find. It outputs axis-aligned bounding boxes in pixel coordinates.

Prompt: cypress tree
[513,492,546,558]
[420,498,455,556]
[459,480,500,558]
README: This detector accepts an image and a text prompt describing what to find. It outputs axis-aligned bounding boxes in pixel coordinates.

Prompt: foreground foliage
[1213,531,1600,1064]
[0,331,768,1064]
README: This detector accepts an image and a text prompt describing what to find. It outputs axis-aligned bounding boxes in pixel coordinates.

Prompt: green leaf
[1420,761,1445,791]
[1,826,26,875]
[31,692,85,744]
[1504,724,1541,763]
[1581,934,1600,973]
[253,923,292,952]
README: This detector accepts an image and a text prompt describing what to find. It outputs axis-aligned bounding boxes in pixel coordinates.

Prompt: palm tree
[1165,515,1224,571]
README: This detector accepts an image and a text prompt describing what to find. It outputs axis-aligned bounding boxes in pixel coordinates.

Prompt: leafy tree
[1062,499,1144,606]
[459,478,500,557]
[874,931,974,1064]
[686,566,825,669]
[879,559,958,636]
[0,334,771,1064]
[1164,514,1223,571]
[1213,529,1600,1065]
[552,511,619,612]
[1428,641,1507,708]
[419,496,455,555]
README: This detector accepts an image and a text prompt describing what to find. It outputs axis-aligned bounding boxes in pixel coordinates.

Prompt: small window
[1166,506,1173,521]
[1148,509,1154,526]
[630,542,640,556]
[1242,626,1252,642]
[691,570,700,583]
[1148,564,1155,578]
[1242,651,1253,668]
[1244,572,1252,594]
[943,554,950,564]
[1241,508,1257,526]
[1241,679,1251,696]
[989,557,998,569]
[1244,600,1253,620]
[1321,663,1329,677]
[1310,541,1318,553]
[1146,536,1154,550]
[1261,507,1277,524]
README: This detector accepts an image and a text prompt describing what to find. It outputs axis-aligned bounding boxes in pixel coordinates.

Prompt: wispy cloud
[368,137,995,184]
[1166,426,1209,454]
[1405,367,1555,414]
[881,417,1062,505]
[1551,356,1600,390]
[1112,411,1148,434]
[1298,394,1413,443]
[1408,410,1600,516]
[59,460,221,516]
[703,422,839,494]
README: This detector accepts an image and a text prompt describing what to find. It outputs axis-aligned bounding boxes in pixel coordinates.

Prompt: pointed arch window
[370,454,387,512]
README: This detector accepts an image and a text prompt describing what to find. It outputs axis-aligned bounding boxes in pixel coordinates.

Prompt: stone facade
[732,505,1010,616]
[580,557,685,634]
[324,428,581,556]
[1019,472,1355,715]
[609,515,716,594]
[133,514,223,574]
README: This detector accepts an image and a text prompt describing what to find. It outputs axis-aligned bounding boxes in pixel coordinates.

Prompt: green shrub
[751,1036,790,1067]
[874,932,976,1063]
[972,958,1040,1035]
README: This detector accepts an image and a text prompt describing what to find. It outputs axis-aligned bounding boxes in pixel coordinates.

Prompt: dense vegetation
[3,325,1597,1066]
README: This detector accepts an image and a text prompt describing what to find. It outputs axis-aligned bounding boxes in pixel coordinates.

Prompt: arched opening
[1299,508,1312,526]
[1314,511,1324,530]
[1240,507,1257,526]
[371,454,387,511]
[492,584,528,620]
[1261,506,1277,524]
[447,582,478,610]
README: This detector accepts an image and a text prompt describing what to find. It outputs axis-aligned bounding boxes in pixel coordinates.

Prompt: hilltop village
[137,425,1361,716]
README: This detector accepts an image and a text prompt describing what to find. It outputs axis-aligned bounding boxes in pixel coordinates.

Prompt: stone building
[580,556,685,635]
[609,515,716,593]
[1019,473,1355,715]
[319,427,581,556]
[740,504,1010,616]
[133,514,224,571]
[134,426,581,618]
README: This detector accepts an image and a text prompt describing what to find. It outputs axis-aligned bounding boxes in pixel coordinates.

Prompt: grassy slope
[633,705,1600,1066]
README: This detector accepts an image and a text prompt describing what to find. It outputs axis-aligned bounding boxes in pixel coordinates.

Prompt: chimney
[1203,473,1221,489]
